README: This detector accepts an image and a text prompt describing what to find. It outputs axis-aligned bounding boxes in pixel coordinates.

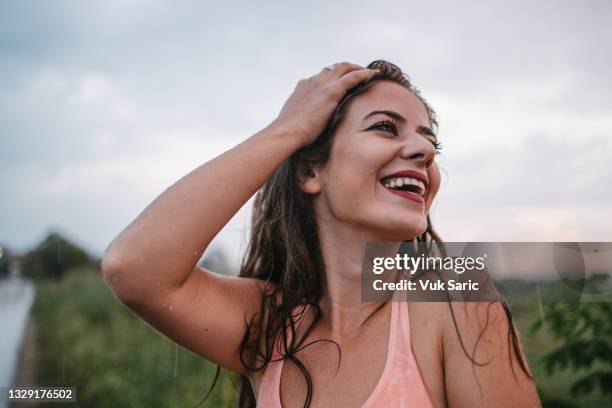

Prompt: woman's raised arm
[100,62,375,374]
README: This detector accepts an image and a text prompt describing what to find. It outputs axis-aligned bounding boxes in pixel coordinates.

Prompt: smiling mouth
[379,176,426,204]
[381,176,426,196]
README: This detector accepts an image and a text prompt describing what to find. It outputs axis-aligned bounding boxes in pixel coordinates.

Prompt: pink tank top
[256,299,434,407]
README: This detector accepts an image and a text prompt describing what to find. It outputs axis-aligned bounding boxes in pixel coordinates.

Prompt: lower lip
[383,186,425,204]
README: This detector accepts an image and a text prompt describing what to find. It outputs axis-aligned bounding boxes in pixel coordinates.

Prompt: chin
[401,227,427,241]
[400,217,429,240]
[376,220,428,242]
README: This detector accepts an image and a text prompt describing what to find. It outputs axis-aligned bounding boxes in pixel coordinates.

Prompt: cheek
[325,164,376,208]
[425,163,441,210]
[322,146,381,213]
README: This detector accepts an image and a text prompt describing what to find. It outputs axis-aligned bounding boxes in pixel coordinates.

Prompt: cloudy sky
[1,1,611,269]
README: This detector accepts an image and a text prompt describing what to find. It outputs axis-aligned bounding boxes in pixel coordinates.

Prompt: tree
[530,300,612,402]
[21,232,97,280]
[0,244,10,277]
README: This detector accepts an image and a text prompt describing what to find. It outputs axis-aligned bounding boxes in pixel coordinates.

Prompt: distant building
[9,252,25,277]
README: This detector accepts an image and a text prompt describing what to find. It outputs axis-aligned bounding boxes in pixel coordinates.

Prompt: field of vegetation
[23,233,609,408]
[512,301,610,407]
[32,270,237,407]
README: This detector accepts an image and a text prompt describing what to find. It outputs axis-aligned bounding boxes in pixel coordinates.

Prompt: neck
[314,217,401,339]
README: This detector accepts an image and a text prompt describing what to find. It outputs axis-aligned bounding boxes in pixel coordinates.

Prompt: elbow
[100,252,122,290]
[101,251,144,308]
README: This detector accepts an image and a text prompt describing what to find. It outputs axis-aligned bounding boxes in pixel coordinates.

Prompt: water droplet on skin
[155,282,161,288]
[169,305,174,311]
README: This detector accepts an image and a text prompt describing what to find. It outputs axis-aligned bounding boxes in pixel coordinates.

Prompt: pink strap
[257,304,309,407]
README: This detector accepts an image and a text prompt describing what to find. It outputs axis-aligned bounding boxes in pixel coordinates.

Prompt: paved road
[0,277,34,408]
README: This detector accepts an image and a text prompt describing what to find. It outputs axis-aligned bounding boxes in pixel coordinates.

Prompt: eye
[430,139,443,155]
[369,120,399,135]
[422,130,442,155]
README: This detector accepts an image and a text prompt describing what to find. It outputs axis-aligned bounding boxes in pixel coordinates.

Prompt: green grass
[31,269,238,407]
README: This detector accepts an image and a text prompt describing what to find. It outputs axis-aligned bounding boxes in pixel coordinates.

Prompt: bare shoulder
[438,301,517,356]
[406,297,541,407]
[439,300,541,407]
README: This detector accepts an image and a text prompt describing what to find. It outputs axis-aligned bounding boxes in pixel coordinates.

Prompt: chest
[408,303,447,407]
[253,302,446,407]
[278,319,390,408]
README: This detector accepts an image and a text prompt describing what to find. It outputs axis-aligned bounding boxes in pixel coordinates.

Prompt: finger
[338,68,377,90]
[312,62,362,83]
[329,61,364,77]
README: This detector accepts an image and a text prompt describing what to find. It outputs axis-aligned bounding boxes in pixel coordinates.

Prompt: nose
[399,134,436,168]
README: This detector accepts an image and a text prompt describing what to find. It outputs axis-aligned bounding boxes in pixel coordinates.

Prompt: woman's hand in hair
[270,62,376,148]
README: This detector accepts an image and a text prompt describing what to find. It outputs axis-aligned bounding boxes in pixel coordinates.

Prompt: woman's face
[305,80,441,241]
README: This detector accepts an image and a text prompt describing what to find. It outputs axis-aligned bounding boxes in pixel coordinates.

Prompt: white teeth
[382,176,426,196]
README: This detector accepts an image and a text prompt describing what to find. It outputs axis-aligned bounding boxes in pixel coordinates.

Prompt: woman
[102,60,541,407]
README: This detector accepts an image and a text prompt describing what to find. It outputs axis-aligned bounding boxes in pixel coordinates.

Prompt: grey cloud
[1,0,611,254]
[439,133,612,210]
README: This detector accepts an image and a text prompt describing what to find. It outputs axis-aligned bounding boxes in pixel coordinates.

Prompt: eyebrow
[362,110,436,136]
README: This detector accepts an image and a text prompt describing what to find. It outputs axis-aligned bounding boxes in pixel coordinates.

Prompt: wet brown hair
[200,60,534,407]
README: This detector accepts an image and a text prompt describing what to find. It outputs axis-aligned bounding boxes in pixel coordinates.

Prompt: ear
[297,162,322,194]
